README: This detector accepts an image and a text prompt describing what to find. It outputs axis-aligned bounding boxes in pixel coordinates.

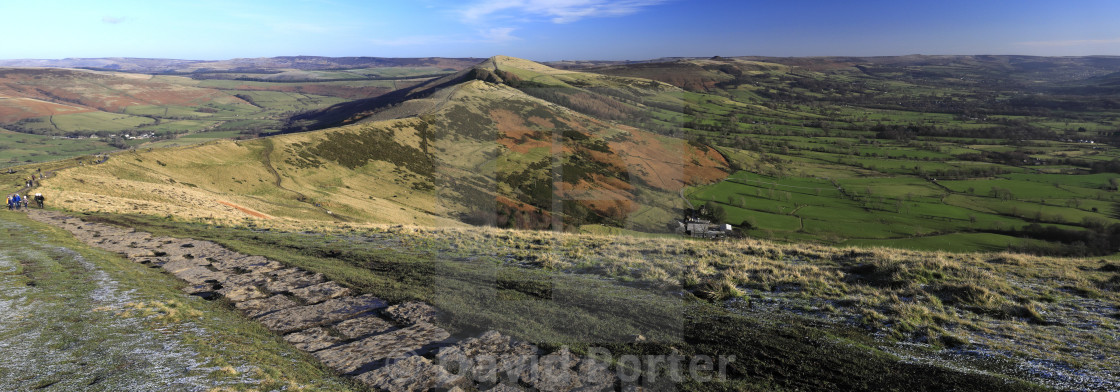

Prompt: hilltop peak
[476,55,565,75]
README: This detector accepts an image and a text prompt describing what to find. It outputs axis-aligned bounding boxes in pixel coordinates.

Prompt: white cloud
[369,27,519,47]
[1016,37,1120,47]
[462,0,667,24]
[102,16,127,24]
[480,27,518,42]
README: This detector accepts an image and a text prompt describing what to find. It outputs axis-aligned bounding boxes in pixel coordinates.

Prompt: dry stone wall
[28,211,619,392]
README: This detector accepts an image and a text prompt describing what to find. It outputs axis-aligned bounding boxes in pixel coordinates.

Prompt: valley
[26,54,1120,255]
[0,57,477,166]
[4,54,1120,391]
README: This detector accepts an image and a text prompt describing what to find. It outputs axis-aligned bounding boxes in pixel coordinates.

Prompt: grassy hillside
[37,72,728,230]
[37,124,459,227]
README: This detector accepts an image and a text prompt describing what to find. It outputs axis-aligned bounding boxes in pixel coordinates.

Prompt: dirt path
[679,187,694,209]
[13,159,78,195]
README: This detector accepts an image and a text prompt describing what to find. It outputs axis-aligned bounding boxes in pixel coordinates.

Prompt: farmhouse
[671,217,733,239]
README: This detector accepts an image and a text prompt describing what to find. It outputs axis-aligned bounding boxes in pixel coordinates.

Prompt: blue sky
[2,0,1119,60]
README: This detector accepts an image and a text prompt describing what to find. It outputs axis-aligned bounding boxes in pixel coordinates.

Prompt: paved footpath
[29,210,619,392]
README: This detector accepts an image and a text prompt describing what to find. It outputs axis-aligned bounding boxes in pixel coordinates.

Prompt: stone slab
[292,281,351,304]
[256,294,387,334]
[235,294,299,318]
[314,322,450,374]
[284,327,342,352]
[436,330,539,385]
[170,266,229,285]
[220,285,269,302]
[160,258,212,274]
[263,268,325,293]
[354,355,467,392]
[213,255,284,274]
[384,301,442,325]
[484,384,526,392]
[214,272,272,289]
[334,314,395,340]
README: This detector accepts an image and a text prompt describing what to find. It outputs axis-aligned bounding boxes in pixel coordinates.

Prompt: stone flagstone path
[28,210,620,392]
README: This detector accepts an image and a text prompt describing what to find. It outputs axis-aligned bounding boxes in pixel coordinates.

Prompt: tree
[704,201,727,222]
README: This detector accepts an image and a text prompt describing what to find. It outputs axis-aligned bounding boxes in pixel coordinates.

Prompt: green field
[18,112,156,133]
[225,90,348,112]
[689,167,1120,254]
[0,129,113,167]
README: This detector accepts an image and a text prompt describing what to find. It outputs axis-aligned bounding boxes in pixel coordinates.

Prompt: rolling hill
[18,54,1120,252]
[39,56,730,231]
[0,56,484,73]
[0,67,253,124]
[0,59,482,165]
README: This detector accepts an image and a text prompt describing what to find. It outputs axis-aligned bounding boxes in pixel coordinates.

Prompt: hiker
[21,194,28,209]
[34,193,44,209]
[12,194,21,211]
[5,195,11,211]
